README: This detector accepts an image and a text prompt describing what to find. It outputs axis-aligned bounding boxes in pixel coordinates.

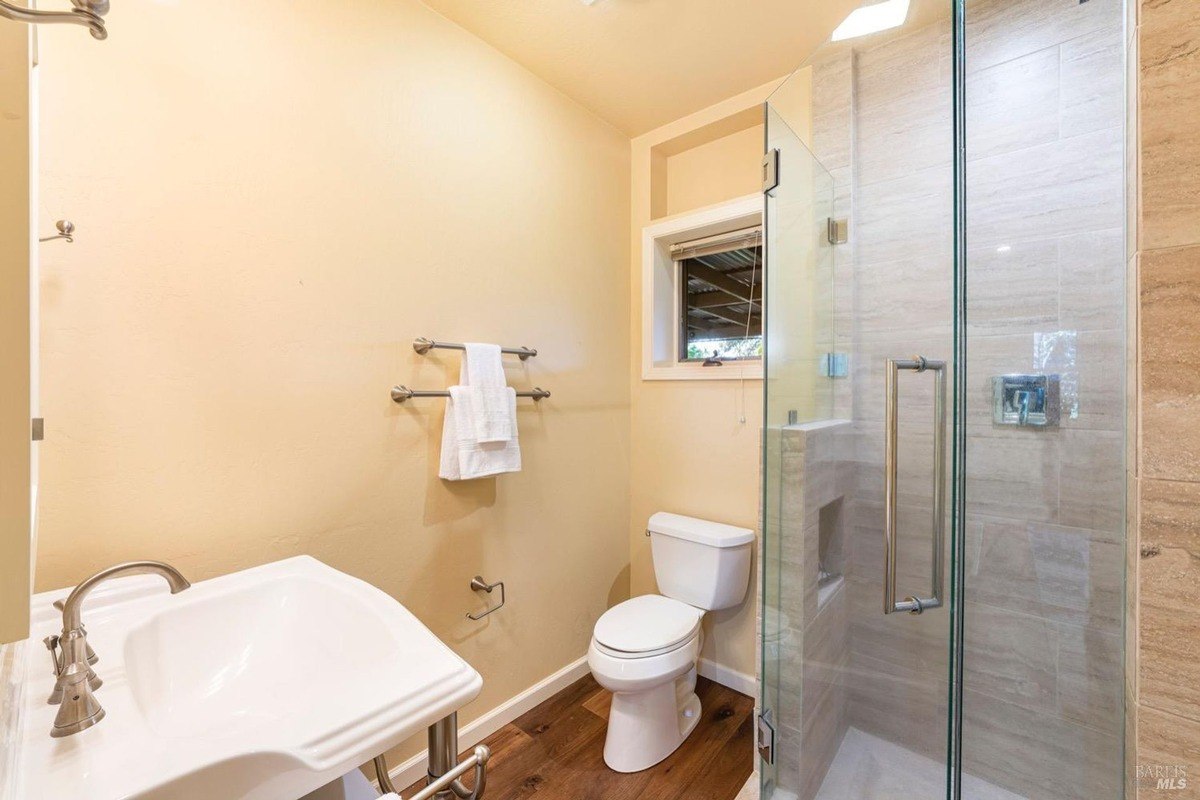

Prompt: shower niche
[816,496,845,609]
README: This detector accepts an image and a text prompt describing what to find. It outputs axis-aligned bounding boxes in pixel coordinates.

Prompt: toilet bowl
[588,512,753,773]
[588,595,705,773]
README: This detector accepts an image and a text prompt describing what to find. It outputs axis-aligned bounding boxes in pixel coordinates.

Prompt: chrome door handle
[884,356,947,615]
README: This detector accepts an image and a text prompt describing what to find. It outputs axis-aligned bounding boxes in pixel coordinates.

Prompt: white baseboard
[384,656,591,790]
[698,658,757,698]
[381,655,754,791]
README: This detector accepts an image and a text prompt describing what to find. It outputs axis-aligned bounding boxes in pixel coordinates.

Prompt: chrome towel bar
[414,337,537,360]
[391,386,550,404]
[406,745,489,800]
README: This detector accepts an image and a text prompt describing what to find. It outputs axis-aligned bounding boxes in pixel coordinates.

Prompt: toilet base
[603,669,702,773]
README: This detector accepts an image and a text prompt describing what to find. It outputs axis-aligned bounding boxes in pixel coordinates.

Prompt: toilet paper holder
[466,576,505,621]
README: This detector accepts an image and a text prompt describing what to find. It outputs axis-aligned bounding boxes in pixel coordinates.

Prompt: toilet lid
[594,595,703,655]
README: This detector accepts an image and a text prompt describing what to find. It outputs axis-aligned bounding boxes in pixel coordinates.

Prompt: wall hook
[40,220,75,244]
[466,576,505,620]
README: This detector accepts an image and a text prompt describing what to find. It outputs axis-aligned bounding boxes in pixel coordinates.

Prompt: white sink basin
[19,556,482,800]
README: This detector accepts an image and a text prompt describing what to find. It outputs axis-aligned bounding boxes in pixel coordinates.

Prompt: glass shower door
[759,105,843,800]
[760,2,958,797]
[761,1,1128,797]
[957,0,1128,797]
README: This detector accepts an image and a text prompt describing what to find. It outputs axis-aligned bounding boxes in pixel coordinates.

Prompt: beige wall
[629,81,792,679]
[0,22,32,646]
[665,125,764,217]
[33,0,630,764]
[1130,0,1200,793]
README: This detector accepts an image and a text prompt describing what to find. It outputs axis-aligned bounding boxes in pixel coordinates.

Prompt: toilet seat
[587,598,704,773]
[592,631,699,660]
[592,595,703,659]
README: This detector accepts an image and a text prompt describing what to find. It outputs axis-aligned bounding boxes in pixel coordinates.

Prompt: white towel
[462,343,513,443]
[439,386,521,480]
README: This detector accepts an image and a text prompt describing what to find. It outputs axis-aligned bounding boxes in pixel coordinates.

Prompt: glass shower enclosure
[760,1,1128,798]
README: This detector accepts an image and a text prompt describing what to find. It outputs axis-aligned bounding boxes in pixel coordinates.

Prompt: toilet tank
[648,512,754,611]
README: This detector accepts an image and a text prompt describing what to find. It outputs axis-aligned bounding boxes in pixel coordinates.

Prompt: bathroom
[0,0,1196,798]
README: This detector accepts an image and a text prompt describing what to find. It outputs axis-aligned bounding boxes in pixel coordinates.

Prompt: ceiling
[420,0,864,136]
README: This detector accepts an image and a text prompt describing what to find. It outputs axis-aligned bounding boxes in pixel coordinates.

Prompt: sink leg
[427,713,458,799]
[372,712,489,800]
[373,754,399,795]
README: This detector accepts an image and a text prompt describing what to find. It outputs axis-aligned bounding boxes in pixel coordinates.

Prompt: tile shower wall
[962,2,1126,798]
[801,1,1127,798]
[774,421,854,800]
[1132,0,1200,797]
[831,13,957,773]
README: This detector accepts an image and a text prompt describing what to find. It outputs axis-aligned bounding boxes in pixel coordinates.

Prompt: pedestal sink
[18,556,482,800]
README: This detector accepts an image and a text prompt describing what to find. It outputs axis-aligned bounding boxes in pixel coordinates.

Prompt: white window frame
[641,194,764,381]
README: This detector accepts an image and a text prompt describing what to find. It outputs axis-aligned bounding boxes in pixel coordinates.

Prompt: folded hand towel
[439,386,521,480]
[463,343,513,444]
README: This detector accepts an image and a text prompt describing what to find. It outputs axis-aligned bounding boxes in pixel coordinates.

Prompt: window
[640,195,764,380]
[673,227,763,363]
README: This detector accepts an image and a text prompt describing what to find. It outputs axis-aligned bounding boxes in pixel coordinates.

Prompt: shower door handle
[884,356,947,615]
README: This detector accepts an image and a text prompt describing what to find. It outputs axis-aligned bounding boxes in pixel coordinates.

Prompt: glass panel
[760,107,835,798]
[763,112,835,425]
[761,1,958,798]
[763,0,1129,796]
[959,0,1128,797]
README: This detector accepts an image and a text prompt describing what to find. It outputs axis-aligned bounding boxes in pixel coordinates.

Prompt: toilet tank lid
[648,512,755,548]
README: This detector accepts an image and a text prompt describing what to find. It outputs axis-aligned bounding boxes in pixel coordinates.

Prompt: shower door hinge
[827,217,848,245]
[820,352,849,378]
[757,709,776,766]
[31,418,43,442]
[762,149,780,193]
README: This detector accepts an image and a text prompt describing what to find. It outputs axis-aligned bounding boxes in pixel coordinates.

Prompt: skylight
[830,0,911,42]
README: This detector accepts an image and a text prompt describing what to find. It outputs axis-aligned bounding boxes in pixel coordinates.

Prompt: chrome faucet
[47,560,191,738]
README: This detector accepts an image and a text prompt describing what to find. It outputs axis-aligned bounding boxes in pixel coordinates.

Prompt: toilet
[588,512,754,773]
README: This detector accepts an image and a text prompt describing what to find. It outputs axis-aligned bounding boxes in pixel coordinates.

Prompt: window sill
[642,362,763,381]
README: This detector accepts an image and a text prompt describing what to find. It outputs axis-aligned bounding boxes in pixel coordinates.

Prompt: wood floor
[403,675,755,800]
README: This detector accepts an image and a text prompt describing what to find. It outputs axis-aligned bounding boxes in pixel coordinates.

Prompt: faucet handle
[51,661,106,738]
[81,625,99,666]
[43,635,62,677]
[47,629,102,705]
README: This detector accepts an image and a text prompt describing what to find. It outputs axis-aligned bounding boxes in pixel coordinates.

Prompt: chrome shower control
[992,374,1061,427]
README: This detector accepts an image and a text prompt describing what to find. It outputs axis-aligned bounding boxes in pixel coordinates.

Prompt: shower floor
[812,727,1026,800]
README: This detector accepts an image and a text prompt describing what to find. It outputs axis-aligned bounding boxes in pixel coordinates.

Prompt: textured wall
[769,421,853,800]
[665,125,765,218]
[33,0,631,766]
[1132,0,1200,796]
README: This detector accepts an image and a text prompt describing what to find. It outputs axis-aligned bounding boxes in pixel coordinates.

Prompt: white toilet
[588,512,754,773]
